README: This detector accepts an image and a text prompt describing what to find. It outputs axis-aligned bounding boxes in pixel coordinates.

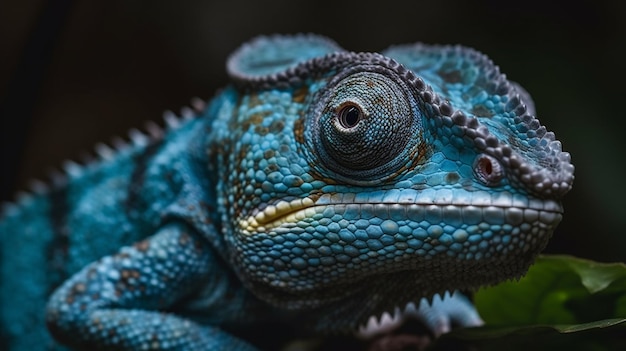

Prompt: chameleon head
[216,34,574,326]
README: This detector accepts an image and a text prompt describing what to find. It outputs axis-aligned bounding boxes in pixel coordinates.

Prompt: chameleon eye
[473,154,503,186]
[337,104,362,129]
[310,71,423,182]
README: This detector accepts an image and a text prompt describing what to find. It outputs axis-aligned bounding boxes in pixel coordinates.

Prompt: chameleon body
[0,34,574,350]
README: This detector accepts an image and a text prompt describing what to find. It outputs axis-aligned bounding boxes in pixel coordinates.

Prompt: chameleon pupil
[339,105,361,129]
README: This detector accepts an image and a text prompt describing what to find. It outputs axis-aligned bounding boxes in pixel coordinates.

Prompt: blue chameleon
[0,34,574,350]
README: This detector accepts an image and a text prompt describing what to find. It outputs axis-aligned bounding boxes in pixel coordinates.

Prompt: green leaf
[474,255,626,325]
[432,255,626,350]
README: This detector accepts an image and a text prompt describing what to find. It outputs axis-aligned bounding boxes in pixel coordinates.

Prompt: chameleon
[0,33,574,350]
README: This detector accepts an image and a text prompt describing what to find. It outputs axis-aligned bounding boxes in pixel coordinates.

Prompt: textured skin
[0,34,574,350]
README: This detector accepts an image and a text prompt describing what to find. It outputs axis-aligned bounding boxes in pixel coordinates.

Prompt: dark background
[1,1,625,263]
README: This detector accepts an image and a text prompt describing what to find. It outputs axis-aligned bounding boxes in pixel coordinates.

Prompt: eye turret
[310,71,423,183]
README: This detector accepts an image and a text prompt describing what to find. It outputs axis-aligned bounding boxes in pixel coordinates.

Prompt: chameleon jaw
[235,191,563,321]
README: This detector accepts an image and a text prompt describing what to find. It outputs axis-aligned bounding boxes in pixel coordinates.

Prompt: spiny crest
[0,98,207,219]
[357,291,461,339]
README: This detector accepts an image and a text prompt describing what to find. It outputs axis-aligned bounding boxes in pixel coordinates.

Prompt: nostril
[473,154,503,186]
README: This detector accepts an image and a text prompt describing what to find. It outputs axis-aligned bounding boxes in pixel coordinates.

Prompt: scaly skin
[0,34,574,350]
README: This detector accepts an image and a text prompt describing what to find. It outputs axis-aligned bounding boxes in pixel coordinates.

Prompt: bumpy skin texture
[0,34,574,350]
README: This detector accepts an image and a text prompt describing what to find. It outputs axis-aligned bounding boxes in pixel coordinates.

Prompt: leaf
[435,319,626,351]
[474,255,626,325]
[567,257,626,293]
[431,255,626,350]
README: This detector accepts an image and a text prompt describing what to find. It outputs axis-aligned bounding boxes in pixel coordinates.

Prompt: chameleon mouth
[239,197,317,233]
[238,189,563,234]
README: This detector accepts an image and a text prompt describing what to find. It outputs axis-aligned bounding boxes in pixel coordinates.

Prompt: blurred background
[1,0,624,263]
